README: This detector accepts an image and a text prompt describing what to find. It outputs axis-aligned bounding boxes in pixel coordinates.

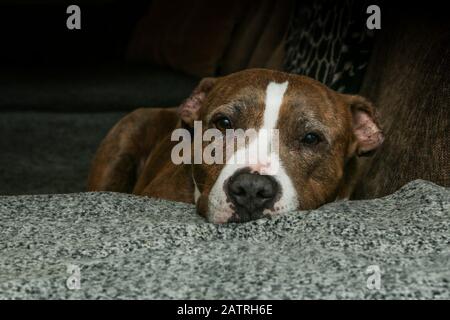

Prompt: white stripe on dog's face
[263,81,288,131]
[207,81,299,223]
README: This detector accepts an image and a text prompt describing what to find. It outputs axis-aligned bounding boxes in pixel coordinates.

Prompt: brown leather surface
[126,0,244,77]
[126,0,292,77]
[219,0,292,75]
[352,8,450,199]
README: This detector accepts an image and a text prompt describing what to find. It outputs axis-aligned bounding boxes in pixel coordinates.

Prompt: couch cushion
[127,0,244,77]
[219,0,292,75]
[0,64,199,112]
[0,180,448,299]
[0,112,125,195]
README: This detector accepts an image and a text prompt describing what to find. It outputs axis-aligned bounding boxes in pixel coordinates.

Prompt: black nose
[226,171,279,221]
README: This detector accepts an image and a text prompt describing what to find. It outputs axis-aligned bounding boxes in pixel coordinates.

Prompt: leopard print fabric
[284,0,375,93]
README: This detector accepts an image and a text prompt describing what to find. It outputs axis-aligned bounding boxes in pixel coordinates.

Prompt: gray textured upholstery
[0,64,198,112]
[0,64,198,196]
[0,180,448,299]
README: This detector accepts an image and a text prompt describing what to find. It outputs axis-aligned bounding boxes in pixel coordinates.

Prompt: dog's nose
[227,172,279,220]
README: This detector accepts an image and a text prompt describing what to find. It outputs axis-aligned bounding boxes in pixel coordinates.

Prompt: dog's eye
[301,132,321,145]
[214,117,233,131]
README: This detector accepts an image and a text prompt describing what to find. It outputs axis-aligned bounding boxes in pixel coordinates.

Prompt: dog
[88,69,384,223]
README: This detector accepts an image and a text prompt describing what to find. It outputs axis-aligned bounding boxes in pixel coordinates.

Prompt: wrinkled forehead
[202,70,340,127]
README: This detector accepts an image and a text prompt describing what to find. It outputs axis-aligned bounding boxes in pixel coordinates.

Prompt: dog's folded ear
[344,94,384,157]
[178,77,217,127]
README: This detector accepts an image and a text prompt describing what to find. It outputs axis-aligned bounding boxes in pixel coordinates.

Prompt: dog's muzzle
[225,170,280,222]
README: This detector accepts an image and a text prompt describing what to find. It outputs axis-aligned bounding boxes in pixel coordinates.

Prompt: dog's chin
[205,203,234,224]
[205,203,296,224]
[207,207,293,224]
[196,193,232,224]
[208,212,233,224]
[201,191,299,224]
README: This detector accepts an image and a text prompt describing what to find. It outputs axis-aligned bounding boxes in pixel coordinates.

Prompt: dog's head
[178,69,383,223]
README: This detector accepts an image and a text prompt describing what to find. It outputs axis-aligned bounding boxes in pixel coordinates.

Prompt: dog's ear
[344,95,384,156]
[178,77,216,127]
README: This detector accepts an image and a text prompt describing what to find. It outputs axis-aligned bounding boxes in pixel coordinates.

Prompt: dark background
[0,1,197,195]
[0,0,448,197]
[0,0,148,67]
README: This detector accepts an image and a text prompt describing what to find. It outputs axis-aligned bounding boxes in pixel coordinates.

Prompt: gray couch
[0,64,198,195]
[1,180,448,299]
